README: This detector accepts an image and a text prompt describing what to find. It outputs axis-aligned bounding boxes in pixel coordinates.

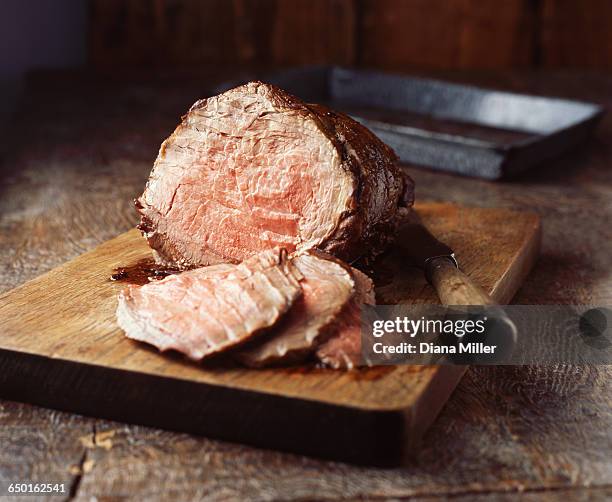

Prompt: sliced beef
[316,268,376,369]
[236,251,355,367]
[116,248,302,360]
[137,81,414,269]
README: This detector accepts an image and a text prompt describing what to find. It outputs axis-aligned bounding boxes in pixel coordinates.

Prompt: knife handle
[428,257,517,359]
[428,257,494,305]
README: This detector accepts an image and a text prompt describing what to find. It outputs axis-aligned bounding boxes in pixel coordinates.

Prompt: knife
[396,211,517,361]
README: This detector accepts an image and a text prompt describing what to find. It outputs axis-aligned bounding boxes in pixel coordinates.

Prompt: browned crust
[304,103,414,263]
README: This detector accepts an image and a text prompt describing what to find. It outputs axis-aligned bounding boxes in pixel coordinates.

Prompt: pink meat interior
[144,84,354,264]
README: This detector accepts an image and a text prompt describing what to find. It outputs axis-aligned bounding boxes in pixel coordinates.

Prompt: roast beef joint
[117,82,415,369]
[137,81,413,269]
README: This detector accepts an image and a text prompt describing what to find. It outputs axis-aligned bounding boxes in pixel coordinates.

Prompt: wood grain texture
[89,0,357,68]
[268,0,356,65]
[90,0,241,66]
[358,0,536,70]
[0,203,540,465]
[0,71,610,499]
[541,0,612,68]
[88,0,612,70]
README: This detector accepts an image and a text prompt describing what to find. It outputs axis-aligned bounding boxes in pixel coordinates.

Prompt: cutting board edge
[490,211,541,304]
[0,340,440,412]
[0,346,422,466]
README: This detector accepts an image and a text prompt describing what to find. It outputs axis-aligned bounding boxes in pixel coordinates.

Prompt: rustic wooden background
[1,69,611,499]
[89,0,612,70]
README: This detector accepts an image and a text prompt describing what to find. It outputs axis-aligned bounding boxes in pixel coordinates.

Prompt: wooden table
[0,70,610,500]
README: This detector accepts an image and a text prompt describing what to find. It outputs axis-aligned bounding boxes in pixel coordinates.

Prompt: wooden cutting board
[0,203,540,465]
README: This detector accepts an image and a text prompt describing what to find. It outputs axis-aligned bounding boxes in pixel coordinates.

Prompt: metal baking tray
[215,66,604,179]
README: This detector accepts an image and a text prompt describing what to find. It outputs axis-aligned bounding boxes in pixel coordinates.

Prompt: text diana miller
[372,342,497,354]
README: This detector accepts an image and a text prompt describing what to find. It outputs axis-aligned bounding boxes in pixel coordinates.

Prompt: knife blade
[396,211,459,285]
